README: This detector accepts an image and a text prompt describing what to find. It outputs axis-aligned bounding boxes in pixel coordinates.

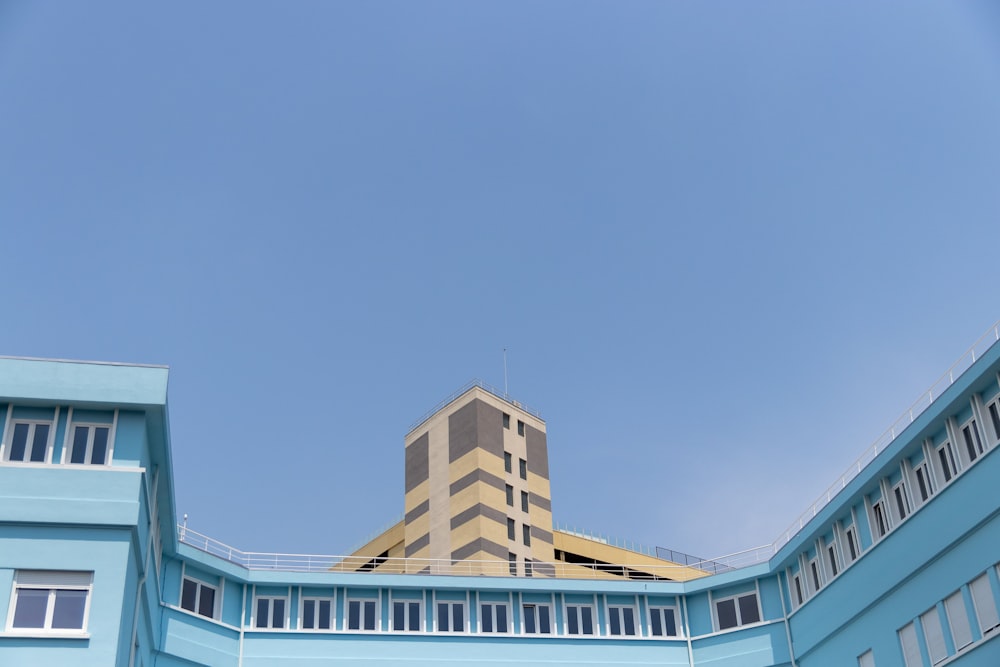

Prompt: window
[301,598,332,630]
[792,574,804,606]
[524,560,533,578]
[521,490,529,513]
[517,420,525,436]
[565,604,595,635]
[858,649,875,667]
[937,441,958,483]
[914,463,932,503]
[961,420,984,463]
[181,577,217,619]
[648,606,679,637]
[436,601,465,632]
[921,607,947,664]
[715,593,760,631]
[507,518,516,541]
[347,599,377,631]
[893,482,910,522]
[970,573,1000,635]
[522,603,551,634]
[506,484,514,507]
[809,559,821,592]
[898,622,921,667]
[508,553,517,576]
[845,526,860,562]
[392,600,421,632]
[4,421,52,463]
[608,605,637,636]
[826,544,839,578]
[503,413,510,429]
[871,500,888,539]
[254,596,286,629]
[8,571,92,633]
[944,590,973,650]
[519,458,527,480]
[67,424,112,465]
[504,452,512,474]
[523,524,531,547]
[988,401,1000,442]
[480,602,509,633]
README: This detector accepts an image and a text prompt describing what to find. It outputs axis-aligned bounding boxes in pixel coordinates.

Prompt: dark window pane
[738,595,760,624]
[13,589,48,628]
[990,404,1000,440]
[828,547,838,576]
[273,599,285,627]
[581,607,593,634]
[198,586,215,618]
[452,603,463,631]
[507,519,515,540]
[623,607,635,635]
[30,424,49,462]
[795,576,804,604]
[181,579,198,612]
[521,491,529,513]
[523,605,536,633]
[71,427,89,464]
[51,590,87,629]
[408,602,420,631]
[847,532,858,560]
[538,605,551,633]
[90,428,109,464]
[496,605,507,633]
[393,602,405,630]
[917,469,929,501]
[303,600,316,629]
[10,423,29,461]
[519,458,527,479]
[650,609,663,635]
[567,606,579,634]
[503,414,510,429]
[437,603,449,631]
[517,421,525,436]
[481,604,493,633]
[506,485,513,506]
[319,601,331,629]
[363,601,376,630]
[523,525,531,546]
[717,599,738,630]
[664,609,677,636]
[504,452,512,473]
[255,599,269,627]
[348,601,361,630]
[609,608,621,635]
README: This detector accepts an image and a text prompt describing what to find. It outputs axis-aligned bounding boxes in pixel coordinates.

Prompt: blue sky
[2,1,999,560]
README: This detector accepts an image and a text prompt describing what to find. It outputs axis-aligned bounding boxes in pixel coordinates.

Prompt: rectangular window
[521,490,529,513]
[858,649,875,667]
[962,420,984,463]
[436,601,464,632]
[944,590,973,650]
[524,560,533,578]
[970,573,1000,635]
[508,553,517,576]
[519,458,527,480]
[504,452,512,474]
[68,424,112,465]
[845,526,860,562]
[715,593,760,630]
[566,604,595,635]
[899,622,921,667]
[517,420,525,436]
[826,544,839,578]
[507,518,516,541]
[988,402,1000,442]
[793,574,804,605]
[180,577,217,619]
[503,413,510,429]
[649,606,679,637]
[522,603,551,634]
[8,571,92,633]
[922,607,948,664]
[480,603,509,633]
[301,598,332,630]
[810,560,822,592]
[391,600,421,632]
[523,524,531,547]
[893,482,910,522]
[608,605,637,636]
[872,501,888,539]
[347,599,377,631]
[254,596,286,629]
[4,421,52,463]
[506,484,514,507]
[937,442,958,483]
[915,463,932,503]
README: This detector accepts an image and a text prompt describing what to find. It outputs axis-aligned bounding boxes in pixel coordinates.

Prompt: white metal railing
[408,379,542,433]
[770,320,1000,554]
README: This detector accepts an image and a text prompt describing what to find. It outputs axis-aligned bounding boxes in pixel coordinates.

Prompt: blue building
[2,323,1000,666]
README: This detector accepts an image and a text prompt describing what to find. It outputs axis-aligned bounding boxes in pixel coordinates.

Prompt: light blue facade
[1,335,999,666]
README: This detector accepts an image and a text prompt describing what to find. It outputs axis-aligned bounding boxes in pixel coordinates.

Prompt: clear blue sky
[2,1,999,560]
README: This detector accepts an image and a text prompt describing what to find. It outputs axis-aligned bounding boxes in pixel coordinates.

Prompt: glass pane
[71,427,89,464]
[452,603,463,631]
[363,601,376,630]
[481,604,493,632]
[303,600,316,629]
[899,622,921,667]
[272,599,285,628]
[12,589,49,628]
[437,603,449,632]
[664,608,677,636]
[198,586,215,618]
[90,427,109,465]
[609,607,621,635]
[922,608,947,663]
[538,605,551,633]
[348,601,360,630]
[319,601,331,629]
[256,599,269,627]
[581,606,593,634]
[181,579,198,612]
[394,602,405,630]
[30,424,50,462]
[496,605,507,633]
[9,423,29,461]
[738,595,760,624]
[523,606,536,634]
[567,606,579,634]
[945,591,973,649]
[52,589,87,630]
[717,599,738,630]
[408,602,420,631]
[650,609,663,636]
[623,607,636,635]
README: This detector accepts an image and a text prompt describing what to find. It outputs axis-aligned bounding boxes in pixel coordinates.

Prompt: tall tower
[403,383,553,575]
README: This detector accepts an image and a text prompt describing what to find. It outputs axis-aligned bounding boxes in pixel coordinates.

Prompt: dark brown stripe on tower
[405,432,429,493]
[404,532,430,557]
[450,503,507,530]
[525,425,549,479]
[405,499,430,524]
[530,526,554,544]
[451,537,509,561]
[450,469,506,496]
[529,493,551,512]
[448,400,479,463]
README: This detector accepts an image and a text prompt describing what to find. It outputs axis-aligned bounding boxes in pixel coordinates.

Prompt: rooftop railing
[408,379,542,433]
[770,320,1000,554]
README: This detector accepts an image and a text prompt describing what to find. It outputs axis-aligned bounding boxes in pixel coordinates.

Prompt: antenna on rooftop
[503,347,509,398]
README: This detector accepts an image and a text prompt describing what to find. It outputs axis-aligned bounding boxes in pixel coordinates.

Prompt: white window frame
[300,596,334,631]
[564,603,596,635]
[892,480,910,523]
[648,605,681,637]
[790,570,805,608]
[985,395,1000,445]
[435,600,466,633]
[390,598,422,632]
[63,419,115,466]
[252,594,288,630]
[870,498,889,541]
[912,460,933,505]
[180,576,218,619]
[2,418,56,464]
[479,601,510,634]
[844,524,860,563]
[898,621,921,667]
[6,571,93,635]
[346,598,379,632]
[921,606,948,664]
[944,590,973,651]
[825,541,840,579]
[857,649,875,667]
[521,602,552,634]
[959,417,985,466]
[808,555,822,594]
[606,603,638,636]
[713,592,761,631]
[969,573,1000,636]
[935,439,959,485]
